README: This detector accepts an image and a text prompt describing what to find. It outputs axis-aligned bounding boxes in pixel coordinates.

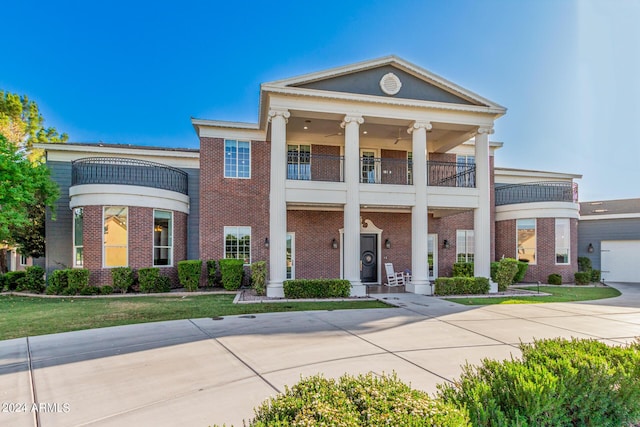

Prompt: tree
[0,135,59,266]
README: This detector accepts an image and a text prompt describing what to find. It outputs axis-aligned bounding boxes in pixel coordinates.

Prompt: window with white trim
[20,254,28,266]
[73,207,84,267]
[555,218,570,264]
[224,226,251,264]
[287,144,311,180]
[456,155,475,187]
[224,139,250,178]
[153,210,173,266]
[104,206,128,267]
[456,230,475,262]
[517,218,536,264]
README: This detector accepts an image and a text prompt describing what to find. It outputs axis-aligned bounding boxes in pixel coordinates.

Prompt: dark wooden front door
[360,234,377,283]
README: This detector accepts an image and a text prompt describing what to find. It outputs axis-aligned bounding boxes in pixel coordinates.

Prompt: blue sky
[3,0,639,201]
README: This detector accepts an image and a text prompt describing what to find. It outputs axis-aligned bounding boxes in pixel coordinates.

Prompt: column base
[266,282,284,298]
[406,280,433,295]
[350,281,367,297]
[489,281,498,294]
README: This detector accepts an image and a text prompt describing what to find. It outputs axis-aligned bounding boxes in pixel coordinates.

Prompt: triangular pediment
[263,56,503,109]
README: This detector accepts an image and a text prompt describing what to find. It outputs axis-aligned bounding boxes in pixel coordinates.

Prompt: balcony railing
[360,157,412,185]
[427,161,476,188]
[287,153,344,182]
[495,181,576,206]
[72,157,189,195]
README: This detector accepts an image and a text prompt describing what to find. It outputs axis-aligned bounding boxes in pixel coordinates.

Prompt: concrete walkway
[2,283,640,427]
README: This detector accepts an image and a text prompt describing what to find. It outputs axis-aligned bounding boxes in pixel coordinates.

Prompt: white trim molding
[69,185,190,214]
[496,202,580,222]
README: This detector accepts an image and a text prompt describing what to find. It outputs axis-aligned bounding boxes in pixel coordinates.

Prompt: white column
[474,126,496,291]
[407,121,432,295]
[267,108,290,298]
[341,114,366,297]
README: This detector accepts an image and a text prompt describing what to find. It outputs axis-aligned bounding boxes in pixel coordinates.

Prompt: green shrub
[46,269,69,295]
[4,271,26,291]
[80,285,100,295]
[574,271,591,285]
[66,269,90,295]
[591,269,601,282]
[434,277,490,296]
[495,258,519,291]
[490,262,499,282]
[101,285,114,295]
[206,259,218,287]
[16,265,46,293]
[0,273,6,291]
[513,261,529,283]
[250,261,267,296]
[249,372,470,427]
[437,338,640,427]
[578,256,592,272]
[548,273,562,285]
[178,260,202,291]
[111,267,134,294]
[218,259,244,290]
[138,267,171,293]
[283,279,351,298]
[452,262,474,277]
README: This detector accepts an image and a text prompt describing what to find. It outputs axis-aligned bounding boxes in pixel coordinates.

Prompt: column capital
[268,108,291,123]
[407,121,432,134]
[340,114,364,128]
[477,126,494,135]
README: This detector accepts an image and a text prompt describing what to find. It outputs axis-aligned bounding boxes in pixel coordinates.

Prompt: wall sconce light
[443,239,450,249]
[264,238,270,249]
[384,238,391,249]
[587,243,594,253]
[331,238,338,249]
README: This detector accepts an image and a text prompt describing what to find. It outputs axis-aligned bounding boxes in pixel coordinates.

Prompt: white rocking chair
[384,263,405,287]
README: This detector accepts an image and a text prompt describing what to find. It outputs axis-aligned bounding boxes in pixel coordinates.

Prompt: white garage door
[601,240,640,283]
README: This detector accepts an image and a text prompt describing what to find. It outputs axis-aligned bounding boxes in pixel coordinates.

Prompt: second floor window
[287,145,311,180]
[224,139,250,178]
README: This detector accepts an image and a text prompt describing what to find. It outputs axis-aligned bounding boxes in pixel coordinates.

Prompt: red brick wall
[81,206,187,287]
[495,217,578,283]
[199,137,270,265]
[430,211,474,277]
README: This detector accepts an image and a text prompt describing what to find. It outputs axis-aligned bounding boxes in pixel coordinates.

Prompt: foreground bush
[283,279,350,298]
[495,258,519,291]
[438,338,640,427]
[46,269,69,294]
[138,267,171,293]
[16,266,46,293]
[434,277,490,295]
[4,271,26,291]
[219,259,244,290]
[111,267,134,294]
[513,260,529,283]
[206,259,218,287]
[548,273,562,285]
[452,262,474,277]
[574,271,591,285]
[66,269,90,295]
[178,260,202,291]
[249,373,470,427]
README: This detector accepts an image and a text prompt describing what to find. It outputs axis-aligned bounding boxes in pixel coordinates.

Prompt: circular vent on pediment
[379,72,402,95]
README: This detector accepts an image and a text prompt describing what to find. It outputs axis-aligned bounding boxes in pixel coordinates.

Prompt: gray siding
[296,65,475,105]
[185,168,200,260]
[578,218,640,269]
[46,161,74,273]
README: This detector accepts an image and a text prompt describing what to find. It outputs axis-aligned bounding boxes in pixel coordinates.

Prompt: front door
[360,234,378,283]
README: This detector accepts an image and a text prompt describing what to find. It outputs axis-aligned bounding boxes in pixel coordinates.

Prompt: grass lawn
[444,286,621,306]
[0,294,390,341]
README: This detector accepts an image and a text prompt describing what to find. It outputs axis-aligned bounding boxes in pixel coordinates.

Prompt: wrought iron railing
[72,157,189,195]
[359,157,412,185]
[287,153,344,182]
[427,161,476,188]
[495,181,576,206]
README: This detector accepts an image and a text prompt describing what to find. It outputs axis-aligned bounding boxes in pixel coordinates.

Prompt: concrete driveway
[2,282,640,427]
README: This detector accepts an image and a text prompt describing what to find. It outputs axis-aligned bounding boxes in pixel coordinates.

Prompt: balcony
[72,157,189,195]
[286,154,476,188]
[495,181,576,206]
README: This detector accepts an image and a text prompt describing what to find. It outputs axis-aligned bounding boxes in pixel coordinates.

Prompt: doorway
[360,234,378,283]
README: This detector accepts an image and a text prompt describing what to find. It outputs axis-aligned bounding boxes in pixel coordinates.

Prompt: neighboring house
[37,55,583,295]
[578,199,640,282]
[2,247,32,272]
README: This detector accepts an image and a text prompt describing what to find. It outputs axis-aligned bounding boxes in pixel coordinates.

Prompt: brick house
[38,56,581,294]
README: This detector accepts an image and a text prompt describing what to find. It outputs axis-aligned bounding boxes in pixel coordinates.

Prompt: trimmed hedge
[574,271,591,285]
[219,259,244,290]
[283,279,351,298]
[495,258,519,291]
[111,267,134,294]
[16,265,46,293]
[66,269,90,295]
[46,269,69,295]
[513,260,528,283]
[591,268,601,282]
[452,262,474,277]
[438,338,640,427]
[434,277,490,296]
[178,260,202,291]
[249,373,470,427]
[206,259,218,287]
[548,273,562,285]
[250,261,267,296]
[578,256,592,272]
[4,271,26,291]
[138,267,171,293]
